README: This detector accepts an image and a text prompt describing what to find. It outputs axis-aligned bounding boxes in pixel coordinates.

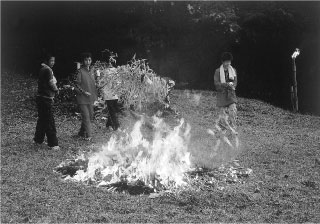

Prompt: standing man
[34,53,60,150]
[214,52,238,134]
[74,52,98,141]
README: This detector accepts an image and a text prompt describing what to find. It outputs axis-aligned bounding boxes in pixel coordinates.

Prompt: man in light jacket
[214,52,238,134]
[73,52,98,140]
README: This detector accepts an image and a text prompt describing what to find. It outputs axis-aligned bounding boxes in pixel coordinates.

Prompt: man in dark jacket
[214,52,238,134]
[33,53,60,150]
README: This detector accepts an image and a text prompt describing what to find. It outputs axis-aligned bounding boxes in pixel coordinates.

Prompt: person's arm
[72,70,87,95]
[227,68,237,90]
[214,69,227,91]
[45,69,59,92]
[233,73,238,89]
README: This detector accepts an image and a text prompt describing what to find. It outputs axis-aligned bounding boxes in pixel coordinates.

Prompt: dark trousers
[34,97,58,147]
[78,104,94,138]
[106,100,120,130]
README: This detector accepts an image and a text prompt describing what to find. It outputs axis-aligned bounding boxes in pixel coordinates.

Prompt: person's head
[221,52,233,69]
[44,53,55,68]
[81,52,92,68]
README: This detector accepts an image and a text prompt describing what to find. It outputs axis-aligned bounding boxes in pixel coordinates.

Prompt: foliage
[233,2,302,107]
[123,1,240,83]
[93,52,169,111]
[53,51,171,118]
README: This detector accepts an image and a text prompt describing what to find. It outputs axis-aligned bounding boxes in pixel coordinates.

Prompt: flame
[70,116,192,189]
[291,48,300,59]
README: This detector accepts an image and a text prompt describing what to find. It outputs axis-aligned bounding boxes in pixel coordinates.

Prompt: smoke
[183,90,202,106]
[177,90,242,169]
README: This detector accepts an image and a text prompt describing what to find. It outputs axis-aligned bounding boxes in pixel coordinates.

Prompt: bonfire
[55,115,191,193]
[54,111,248,195]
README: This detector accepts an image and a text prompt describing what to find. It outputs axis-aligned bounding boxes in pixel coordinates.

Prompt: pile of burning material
[187,160,253,190]
[54,116,192,194]
[55,157,155,195]
[54,109,248,194]
[54,157,253,195]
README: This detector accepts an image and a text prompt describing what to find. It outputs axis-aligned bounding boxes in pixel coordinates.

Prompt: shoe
[106,126,114,131]
[33,141,42,146]
[77,132,86,137]
[50,146,60,150]
[72,134,83,139]
[83,137,92,141]
[33,138,43,145]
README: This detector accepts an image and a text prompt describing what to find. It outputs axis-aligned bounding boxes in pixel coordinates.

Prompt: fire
[291,48,300,59]
[56,101,241,191]
[64,115,192,190]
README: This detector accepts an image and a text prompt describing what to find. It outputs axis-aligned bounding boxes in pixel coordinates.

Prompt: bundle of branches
[54,51,172,120]
[93,54,169,111]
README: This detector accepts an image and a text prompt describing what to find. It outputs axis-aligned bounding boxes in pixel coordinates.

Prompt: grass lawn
[1,71,320,223]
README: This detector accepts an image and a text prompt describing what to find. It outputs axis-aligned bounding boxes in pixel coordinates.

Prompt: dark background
[1,1,320,115]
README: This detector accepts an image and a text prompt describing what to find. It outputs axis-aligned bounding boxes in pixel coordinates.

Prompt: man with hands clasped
[214,52,238,134]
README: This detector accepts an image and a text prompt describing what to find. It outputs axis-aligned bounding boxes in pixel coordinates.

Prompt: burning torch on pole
[291,48,300,112]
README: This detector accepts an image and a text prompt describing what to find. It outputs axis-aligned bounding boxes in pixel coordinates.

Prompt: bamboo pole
[292,58,298,112]
[290,86,295,111]
[291,48,300,113]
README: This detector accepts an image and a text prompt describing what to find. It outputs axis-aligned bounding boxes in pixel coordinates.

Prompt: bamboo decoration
[291,48,300,113]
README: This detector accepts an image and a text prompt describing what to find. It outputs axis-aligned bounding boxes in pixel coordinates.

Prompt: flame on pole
[291,48,300,112]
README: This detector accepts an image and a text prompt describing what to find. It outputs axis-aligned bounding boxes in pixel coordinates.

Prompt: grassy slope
[1,72,320,223]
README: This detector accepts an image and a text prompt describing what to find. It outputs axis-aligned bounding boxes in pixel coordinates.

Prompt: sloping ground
[1,72,320,223]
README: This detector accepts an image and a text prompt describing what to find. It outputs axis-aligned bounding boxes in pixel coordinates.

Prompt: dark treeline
[1,1,320,115]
